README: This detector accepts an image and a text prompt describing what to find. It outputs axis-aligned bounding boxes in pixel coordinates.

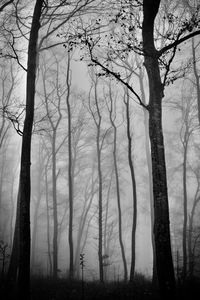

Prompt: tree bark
[17,1,43,298]
[142,0,175,297]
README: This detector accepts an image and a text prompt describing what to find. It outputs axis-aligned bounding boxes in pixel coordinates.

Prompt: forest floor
[1,274,200,299]
[30,274,200,300]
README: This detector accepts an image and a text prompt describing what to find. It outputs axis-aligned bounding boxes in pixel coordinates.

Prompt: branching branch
[86,41,148,110]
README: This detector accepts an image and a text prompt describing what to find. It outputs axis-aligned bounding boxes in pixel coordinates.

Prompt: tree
[123,89,138,282]
[17,1,44,298]
[39,51,67,279]
[65,51,74,280]
[83,0,200,296]
[106,83,128,282]
[88,76,108,282]
[6,2,44,299]
[31,139,44,273]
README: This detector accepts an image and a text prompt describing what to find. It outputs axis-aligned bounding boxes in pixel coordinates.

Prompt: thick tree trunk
[142,0,175,297]
[16,1,43,298]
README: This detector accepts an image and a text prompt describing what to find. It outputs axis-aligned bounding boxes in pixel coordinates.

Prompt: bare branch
[87,41,148,110]
[158,30,200,57]
[0,0,14,12]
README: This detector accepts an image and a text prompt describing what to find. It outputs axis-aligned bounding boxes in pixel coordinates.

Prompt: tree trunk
[45,164,52,277]
[182,138,188,280]
[52,132,58,279]
[66,53,74,279]
[92,80,104,283]
[109,98,128,282]
[124,94,136,282]
[142,0,175,297]
[97,130,103,282]
[16,1,43,298]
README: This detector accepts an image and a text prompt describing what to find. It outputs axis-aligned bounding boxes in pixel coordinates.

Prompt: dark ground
[1,274,200,299]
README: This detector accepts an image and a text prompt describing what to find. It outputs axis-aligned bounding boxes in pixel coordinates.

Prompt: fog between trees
[0,0,200,299]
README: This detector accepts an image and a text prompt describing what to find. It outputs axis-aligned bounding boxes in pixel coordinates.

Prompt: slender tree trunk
[188,215,194,278]
[104,171,113,256]
[52,132,58,279]
[109,103,128,282]
[45,164,52,277]
[96,128,103,282]
[90,79,104,283]
[182,138,188,280]
[124,94,137,282]
[142,1,175,297]
[66,53,74,279]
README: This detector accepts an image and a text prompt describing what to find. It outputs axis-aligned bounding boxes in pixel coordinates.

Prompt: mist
[0,1,200,300]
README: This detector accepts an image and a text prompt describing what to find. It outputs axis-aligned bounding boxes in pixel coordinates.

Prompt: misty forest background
[0,0,200,299]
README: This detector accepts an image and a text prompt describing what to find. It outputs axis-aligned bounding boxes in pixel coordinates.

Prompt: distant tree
[123,88,138,282]
[74,166,97,278]
[106,83,128,282]
[179,91,195,280]
[88,76,109,283]
[31,140,44,273]
[39,51,67,279]
[65,51,74,280]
